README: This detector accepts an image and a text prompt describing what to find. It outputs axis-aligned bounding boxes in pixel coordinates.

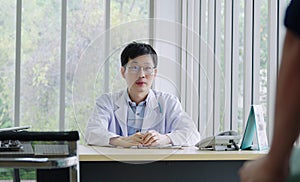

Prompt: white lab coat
[85,89,200,146]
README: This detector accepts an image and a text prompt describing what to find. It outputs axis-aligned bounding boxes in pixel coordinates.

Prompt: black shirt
[285,0,300,37]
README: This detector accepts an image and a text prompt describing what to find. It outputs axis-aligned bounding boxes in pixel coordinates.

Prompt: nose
[138,67,145,78]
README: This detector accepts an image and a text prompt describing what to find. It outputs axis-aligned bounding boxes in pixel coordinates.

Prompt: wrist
[264,154,290,178]
[164,134,172,144]
[109,136,121,146]
[268,149,291,168]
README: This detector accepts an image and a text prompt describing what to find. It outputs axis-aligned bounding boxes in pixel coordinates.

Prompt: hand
[142,130,171,147]
[239,156,289,182]
[109,132,144,148]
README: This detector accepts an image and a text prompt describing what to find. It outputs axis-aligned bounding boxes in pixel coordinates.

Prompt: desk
[0,131,79,182]
[0,143,78,182]
[0,156,78,182]
[79,145,267,182]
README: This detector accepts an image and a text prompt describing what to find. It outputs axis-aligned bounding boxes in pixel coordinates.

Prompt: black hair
[120,42,158,67]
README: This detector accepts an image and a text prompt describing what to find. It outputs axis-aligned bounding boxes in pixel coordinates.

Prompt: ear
[153,68,158,78]
[121,67,126,78]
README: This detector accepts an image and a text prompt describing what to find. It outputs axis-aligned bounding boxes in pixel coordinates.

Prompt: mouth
[135,81,146,86]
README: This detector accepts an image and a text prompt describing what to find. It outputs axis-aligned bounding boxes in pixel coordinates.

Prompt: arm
[109,133,144,147]
[85,94,144,147]
[166,110,200,146]
[85,95,119,146]
[141,93,200,147]
[239,30,300,182]
[166,96,200,146]
[268,29,300,167]
[143,95,200,147]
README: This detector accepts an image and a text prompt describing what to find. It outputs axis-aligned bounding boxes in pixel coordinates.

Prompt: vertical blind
[153,0,290,142]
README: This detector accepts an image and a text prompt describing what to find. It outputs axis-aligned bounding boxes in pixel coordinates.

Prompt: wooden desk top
[79,145,267,162]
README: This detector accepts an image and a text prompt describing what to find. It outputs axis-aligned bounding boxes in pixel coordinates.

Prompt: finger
[142,132,151,141]
[127,135,143,143]
[143,130,158,139]
[144,139,158,146]
[133,132,144,139]
[125,135,143,144]
[143,133,155,144]
[135,132,143,136]
[149,141,159,147]
[143,136,158,146]
[143,130,156,137]
[133,136,144,143]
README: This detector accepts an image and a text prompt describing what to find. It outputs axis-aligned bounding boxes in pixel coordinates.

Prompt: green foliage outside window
[0,0,149,179]
[0,169,35,180]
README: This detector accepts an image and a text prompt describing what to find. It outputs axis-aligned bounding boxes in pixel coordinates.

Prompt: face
[121,54,157,96]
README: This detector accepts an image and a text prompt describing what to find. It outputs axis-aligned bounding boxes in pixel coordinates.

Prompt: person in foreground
[85,42,200,148]
[239,0,300,181]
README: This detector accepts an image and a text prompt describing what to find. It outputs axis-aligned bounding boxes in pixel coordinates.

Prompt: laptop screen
[0,126,31,132]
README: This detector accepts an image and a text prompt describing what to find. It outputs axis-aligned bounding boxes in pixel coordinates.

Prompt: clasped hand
[110,130,171,148]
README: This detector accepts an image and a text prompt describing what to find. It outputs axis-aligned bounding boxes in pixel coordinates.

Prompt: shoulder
[151,90,180,103]
[151,90,183,113]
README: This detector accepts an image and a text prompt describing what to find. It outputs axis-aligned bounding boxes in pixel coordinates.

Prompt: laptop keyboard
[34,144,69,156]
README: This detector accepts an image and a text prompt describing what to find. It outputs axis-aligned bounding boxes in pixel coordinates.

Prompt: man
[85,42,200,147]
[239,0,300,181]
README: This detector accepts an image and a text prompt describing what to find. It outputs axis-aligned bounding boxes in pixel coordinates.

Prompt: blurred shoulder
[151,90,179,102]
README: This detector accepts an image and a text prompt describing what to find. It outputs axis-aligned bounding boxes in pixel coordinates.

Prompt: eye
[131,66,139,70]
[127,66,140,73]
[144,67,152,71]
[129,66,139,70]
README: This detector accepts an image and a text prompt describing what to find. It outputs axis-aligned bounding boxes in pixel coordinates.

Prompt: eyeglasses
[126,65,156,75]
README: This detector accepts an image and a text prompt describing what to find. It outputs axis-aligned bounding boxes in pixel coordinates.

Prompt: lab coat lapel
[114,90,128,136]
[141,90,163,133]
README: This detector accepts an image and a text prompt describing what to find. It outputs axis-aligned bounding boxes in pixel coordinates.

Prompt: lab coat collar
[114,89,162,135]
[141,90,163,133]
[145,89,159,110]
[115,90,129,136]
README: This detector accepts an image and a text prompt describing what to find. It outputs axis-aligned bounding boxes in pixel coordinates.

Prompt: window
[0,0,150,133]
[65,0,150,133]
[0,1,16,129]
[21,0,61,130]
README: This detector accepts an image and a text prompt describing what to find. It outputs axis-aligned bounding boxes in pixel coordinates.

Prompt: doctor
[85,42,200,147]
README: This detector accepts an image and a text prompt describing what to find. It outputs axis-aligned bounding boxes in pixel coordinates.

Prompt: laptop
[0,125,31,132]
[0,126,31,152]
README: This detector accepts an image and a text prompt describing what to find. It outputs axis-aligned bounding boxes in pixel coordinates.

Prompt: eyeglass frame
[125,64,157,75]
